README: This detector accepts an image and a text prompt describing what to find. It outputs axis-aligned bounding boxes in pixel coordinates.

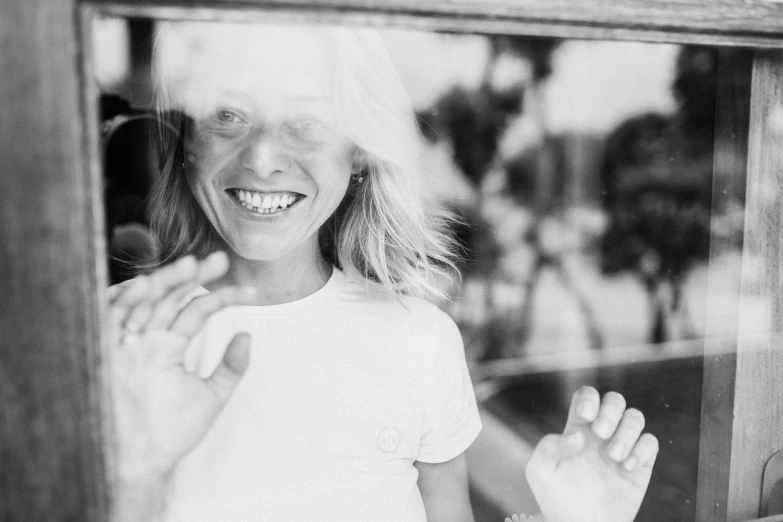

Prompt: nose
[242,128,290,178]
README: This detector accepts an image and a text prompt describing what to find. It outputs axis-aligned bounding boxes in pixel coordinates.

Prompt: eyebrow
[287,95,331,104]
[212,89,331,106]
[213,88,255,103]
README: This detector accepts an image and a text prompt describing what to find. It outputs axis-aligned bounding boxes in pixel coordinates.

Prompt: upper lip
[226,187,305,195]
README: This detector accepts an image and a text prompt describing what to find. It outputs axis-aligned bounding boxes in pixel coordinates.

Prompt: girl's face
[176,27,356,262]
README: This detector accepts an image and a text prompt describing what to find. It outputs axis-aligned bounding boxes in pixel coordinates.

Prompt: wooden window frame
[3,1,783,520]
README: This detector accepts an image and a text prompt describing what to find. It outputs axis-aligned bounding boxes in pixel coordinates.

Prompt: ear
[352,148,368,171]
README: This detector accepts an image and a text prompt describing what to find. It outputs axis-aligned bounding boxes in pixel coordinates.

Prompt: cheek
[184,134,242,185]
[297,142,354,192]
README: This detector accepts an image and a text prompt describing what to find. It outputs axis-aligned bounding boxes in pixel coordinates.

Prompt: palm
[525,388,659,522]
[111,330,242,477]
[534,428,650,522]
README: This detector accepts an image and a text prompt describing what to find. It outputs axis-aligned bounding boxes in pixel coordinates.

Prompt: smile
[228,188,305,215]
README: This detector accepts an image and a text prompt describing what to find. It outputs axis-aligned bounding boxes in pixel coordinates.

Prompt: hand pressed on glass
[107,251,257,482]
[520,387,659,522]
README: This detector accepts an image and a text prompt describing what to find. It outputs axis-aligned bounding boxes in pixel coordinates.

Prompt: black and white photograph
[2,2,783,521]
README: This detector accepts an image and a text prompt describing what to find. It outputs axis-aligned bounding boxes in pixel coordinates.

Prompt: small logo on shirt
[377,427,401,453]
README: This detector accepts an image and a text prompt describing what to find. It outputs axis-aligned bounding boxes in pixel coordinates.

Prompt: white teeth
[234,190,299,213]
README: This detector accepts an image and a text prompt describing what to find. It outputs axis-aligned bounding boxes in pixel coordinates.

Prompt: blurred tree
[598,46,743,344]
[419,36,613,361]
[417,34,559,185]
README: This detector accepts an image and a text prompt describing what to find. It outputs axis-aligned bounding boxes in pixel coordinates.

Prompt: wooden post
[697,49,783,522]
[0,0,110,520]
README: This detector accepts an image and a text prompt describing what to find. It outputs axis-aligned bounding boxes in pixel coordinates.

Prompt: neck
[207,242,332,306]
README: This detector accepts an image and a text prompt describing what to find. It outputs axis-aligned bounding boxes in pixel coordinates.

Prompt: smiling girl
[108,21,659,522]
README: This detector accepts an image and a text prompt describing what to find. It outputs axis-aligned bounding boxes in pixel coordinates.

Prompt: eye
[216,109,243,124]
[289,118,323,131]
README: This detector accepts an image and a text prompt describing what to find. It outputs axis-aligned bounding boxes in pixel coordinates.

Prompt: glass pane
[92,15,746,521]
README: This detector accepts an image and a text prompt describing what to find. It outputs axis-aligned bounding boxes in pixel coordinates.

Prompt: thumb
[206,332,251,400]
[527,432,585,480]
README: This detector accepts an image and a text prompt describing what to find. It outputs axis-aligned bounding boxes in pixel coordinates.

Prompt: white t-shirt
[163,267,482,521]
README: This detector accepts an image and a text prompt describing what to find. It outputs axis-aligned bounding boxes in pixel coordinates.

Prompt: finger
[143,251,238,332]
[170,286,257,339]
[123,255,199,331]
[563,386,600,435]
[591,391,626,440]
[107,279,135,304]
[526,434,559,482]
[624,433,659,472]
[205,332,251,400]
[143,282,201,332]
[109,276,152,332]
[193,251,232,286]
[607,408,645,462]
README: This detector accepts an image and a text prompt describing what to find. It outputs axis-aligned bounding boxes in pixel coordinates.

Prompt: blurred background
[93,17,751,521]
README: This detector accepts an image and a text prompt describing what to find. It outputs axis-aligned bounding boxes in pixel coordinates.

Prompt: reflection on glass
[94,16,743,521]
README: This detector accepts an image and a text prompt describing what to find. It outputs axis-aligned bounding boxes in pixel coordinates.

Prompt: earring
[351,167,365,184]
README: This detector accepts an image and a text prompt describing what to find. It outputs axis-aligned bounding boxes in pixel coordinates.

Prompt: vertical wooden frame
[699,49,783,522]
[0,0,110,519]
[697,47,753,522]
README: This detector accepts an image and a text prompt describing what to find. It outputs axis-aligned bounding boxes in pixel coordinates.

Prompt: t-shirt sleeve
[416,308,482,464]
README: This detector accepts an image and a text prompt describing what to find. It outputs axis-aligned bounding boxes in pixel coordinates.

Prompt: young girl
[108,21,659,521]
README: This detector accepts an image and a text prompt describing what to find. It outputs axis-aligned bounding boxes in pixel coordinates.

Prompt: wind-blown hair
[151,22,459,301]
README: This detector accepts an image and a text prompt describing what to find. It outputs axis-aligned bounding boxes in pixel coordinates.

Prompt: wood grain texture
[696,48,754,522]
[723,49,783,521]
[86,0,783,48]
[0,0,110,520]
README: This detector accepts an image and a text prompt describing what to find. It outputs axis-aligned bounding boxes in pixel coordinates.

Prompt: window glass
[93,16,745,520]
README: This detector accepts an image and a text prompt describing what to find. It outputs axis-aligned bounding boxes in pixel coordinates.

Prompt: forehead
[161,24,334,110]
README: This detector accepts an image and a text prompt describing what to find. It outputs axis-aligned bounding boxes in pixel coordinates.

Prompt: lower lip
[226,192,303,219]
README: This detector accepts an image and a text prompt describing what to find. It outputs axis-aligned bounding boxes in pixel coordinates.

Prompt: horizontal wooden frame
[87,0,783,48]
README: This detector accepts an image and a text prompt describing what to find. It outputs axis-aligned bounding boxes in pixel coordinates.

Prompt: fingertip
[573,386,599,419]
[628,432,660,471]
[623,455,639,471]
[224,332,252,374]
[179,254,198,273]
[197,251,231,282]
[577,402,594,420]
[528,434,560,477]
[208,250,229,266]
[131,274,150,292]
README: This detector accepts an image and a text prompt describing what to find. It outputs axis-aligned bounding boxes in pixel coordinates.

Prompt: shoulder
[335,271,464,366]
[338,269,458,335]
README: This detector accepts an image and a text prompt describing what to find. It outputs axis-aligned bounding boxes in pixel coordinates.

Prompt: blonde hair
[150,22,459,300]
